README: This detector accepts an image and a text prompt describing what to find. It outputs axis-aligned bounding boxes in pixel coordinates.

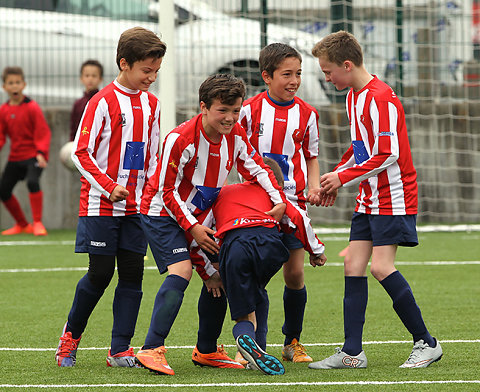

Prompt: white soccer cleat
[308,347,367,369]
[399,338,443,368]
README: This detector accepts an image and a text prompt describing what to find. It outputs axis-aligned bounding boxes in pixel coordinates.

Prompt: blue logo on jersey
[191,185,222,211]
[123,141,145,170]
[352,140,369,165]
[263,152,289,181]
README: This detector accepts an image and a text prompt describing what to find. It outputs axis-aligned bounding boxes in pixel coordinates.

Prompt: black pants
[0,158,43,201]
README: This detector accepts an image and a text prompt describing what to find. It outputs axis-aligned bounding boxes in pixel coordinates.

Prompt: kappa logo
[172,247,187,254]
[90,240,106,247]
[81,126,89,136]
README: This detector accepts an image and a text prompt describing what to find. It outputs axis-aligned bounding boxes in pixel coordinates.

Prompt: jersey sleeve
[337,98,400,187]
[233,127,284,205]
[0,110,5,151]
[282,201,325,256]
[302,109,320,160]
[72,98,118,198]
[157,132,199,231]
[30,101,51,160]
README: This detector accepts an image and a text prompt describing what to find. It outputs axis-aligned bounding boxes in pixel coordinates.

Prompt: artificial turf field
[0,228,479,391]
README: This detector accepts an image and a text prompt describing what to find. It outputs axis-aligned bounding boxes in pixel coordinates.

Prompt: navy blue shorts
[219,226,290,320]
[349,212,418,247]
[280,231,304,250]
[140,214,191,274]
[75,215,147,255]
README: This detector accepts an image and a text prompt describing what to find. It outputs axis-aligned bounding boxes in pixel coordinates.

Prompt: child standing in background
[70,59,103,141]
[0,66,51,236]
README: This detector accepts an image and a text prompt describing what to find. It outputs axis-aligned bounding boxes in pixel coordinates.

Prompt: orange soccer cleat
[192,345,244,368]
[1,223,33,235]
[135,346,175,375]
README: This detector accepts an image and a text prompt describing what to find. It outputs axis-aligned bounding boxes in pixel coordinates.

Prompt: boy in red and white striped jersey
[309,31,442,370]
[239,43,321,363]
[56,27,166,368]
[136,74,286,375]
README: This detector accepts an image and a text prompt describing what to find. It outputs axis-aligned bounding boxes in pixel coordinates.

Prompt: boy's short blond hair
[2,66,25,83]
[259,43,302,77]
[311,31,363,67]
[116,27,167,70]
[199,74,246,109]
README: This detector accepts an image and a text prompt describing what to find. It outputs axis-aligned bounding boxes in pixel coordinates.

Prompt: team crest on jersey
[226,159,233,171]
[292,128,304,143]
[255,122,264,136]
[119,113,126,127]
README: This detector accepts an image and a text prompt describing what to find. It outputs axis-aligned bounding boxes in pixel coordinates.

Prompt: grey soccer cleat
[106,347,139,368]
[399,338,443,368]
[308,347,367,369]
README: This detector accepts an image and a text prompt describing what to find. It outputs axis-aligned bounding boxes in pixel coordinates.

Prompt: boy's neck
[351,66,374,92]
[8,94,25,106]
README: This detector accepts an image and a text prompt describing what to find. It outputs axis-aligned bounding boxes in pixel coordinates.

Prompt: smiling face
[263,56,302,102]
[201,97,243,142]
[3,74,26,104]
[117,56,163,92]
[318,56,352,91]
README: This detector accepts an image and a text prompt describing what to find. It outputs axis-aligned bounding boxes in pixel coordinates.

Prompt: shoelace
[57,335,78,356]
[292,342,308,357]
[406,341,428,362]
[152,347,168,363]
[217,344,228,356]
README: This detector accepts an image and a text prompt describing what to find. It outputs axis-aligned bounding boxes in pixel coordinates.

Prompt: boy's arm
[72,100,118,198]
[0,114,5,151]
[30,101,51,161]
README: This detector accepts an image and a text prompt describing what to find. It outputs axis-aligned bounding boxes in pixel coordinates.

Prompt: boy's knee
[87,254,115,290]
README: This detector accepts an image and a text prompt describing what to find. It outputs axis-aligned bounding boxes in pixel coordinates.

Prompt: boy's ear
[199,101,208,114]
[261,70,272,85]
[344,60,354,71]
[119,58,129,71]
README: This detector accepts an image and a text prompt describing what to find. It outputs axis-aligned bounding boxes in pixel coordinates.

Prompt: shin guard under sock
[282,285,307,346]
[143,274,188,349]
[381,271,434,346]
[196,284,227,354]
[342,276,368,356]
[2,195,28,226]
[29,190,43,222]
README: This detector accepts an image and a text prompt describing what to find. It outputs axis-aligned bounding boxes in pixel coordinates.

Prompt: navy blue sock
[67,274,105,339]
[342,276,368,356]
[110,280,143,355]
[196,284,227,354]
[282,285,307,346]
[255,291,269,351]
[143,274,188,349]
[380,271,434,346]
[233,320,255,341]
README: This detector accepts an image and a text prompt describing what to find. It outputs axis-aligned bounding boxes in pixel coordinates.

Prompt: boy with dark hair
[0,66,51,236]
[137,73,286,375]
[70,59,104,141]
[211,157,326,375]
[309,30,442,369]
[239,42,321,363]
[55,27,166,368]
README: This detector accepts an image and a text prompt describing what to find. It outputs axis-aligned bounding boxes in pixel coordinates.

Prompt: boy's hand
[36,153,48,169]
[310,253,327,267]
[204,271,224,298]
[265,202,286,222]
[318,188,337,207]
[190,224,220,255]
[320,172,342,194]
[306,187,322,206]
[109,185,129,202]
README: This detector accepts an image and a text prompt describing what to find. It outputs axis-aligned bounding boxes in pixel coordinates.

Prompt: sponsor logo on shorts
[90,241,106,247]
[172,247,188,254]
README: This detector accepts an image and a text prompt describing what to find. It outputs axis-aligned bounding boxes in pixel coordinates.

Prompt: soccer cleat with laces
[106,347,139,367]
[33,221,47,236]
[282,338,313,362]
[192,345,244,368]
[308,347,367,369]
[236,334,285,375]
[55,324,82,367]
[399,338,443,368]
[135,346,175,375]
[1,223,33,235]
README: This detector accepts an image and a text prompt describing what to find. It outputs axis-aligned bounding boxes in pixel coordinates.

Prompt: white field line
[1,260,479,273]
[1,380,480,388]
[1,339,479,351]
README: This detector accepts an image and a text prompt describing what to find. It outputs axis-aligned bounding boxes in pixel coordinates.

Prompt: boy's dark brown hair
[116,27,167,70]
[2,66,25,83]
[199,74,246,108]
[311,30,363,67]
[259,43,302,77]
[80,59,104,78]
[262,156,284,188]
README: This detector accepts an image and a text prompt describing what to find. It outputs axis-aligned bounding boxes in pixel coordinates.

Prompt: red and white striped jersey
[335,76,417,215]
[239,91,319,204]
[72,80,160,217]
[141,113,284,232]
